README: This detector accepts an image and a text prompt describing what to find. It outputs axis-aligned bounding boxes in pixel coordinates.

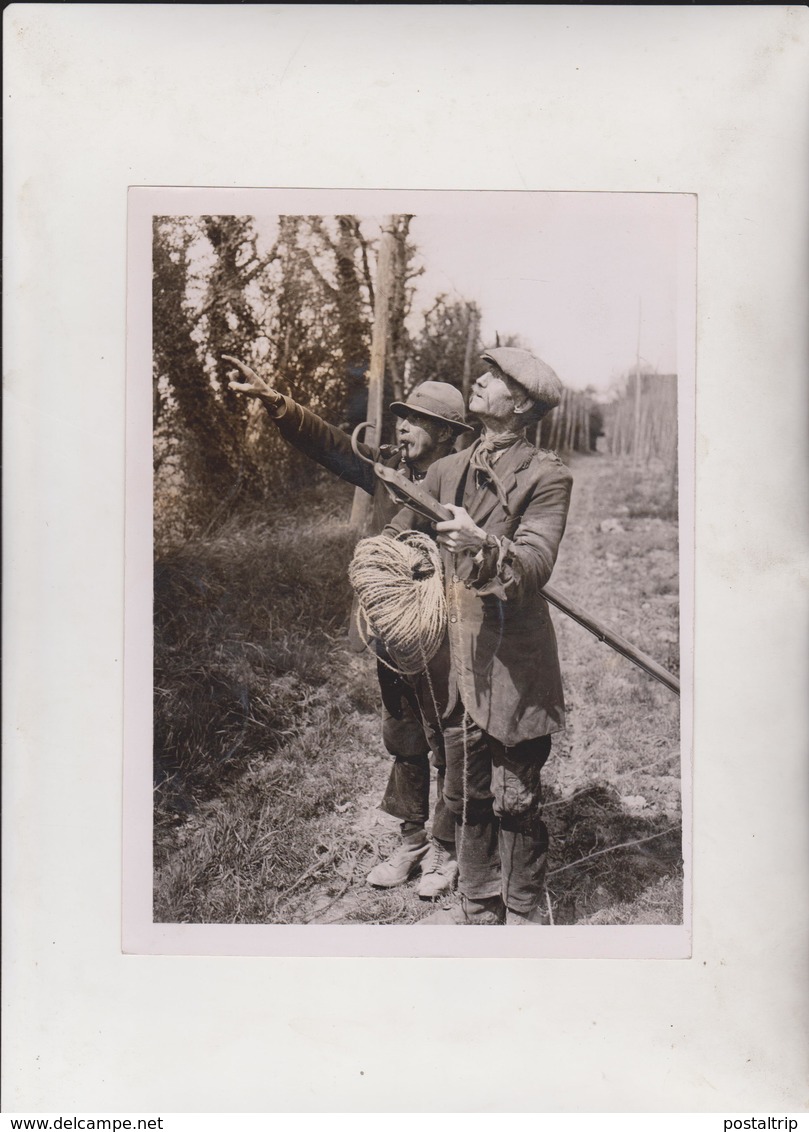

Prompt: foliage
[153,219,254,533]
[407,294,482,394]
[153,214,376,547]
[152,213,501,549]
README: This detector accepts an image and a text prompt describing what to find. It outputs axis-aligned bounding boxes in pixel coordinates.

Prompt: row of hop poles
[535,387,604,454]
[605,373,678,467]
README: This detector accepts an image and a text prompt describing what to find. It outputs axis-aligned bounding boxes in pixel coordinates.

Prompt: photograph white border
[126,185,695,959]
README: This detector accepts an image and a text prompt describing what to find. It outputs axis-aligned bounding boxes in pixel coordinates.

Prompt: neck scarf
[468,430,523,508]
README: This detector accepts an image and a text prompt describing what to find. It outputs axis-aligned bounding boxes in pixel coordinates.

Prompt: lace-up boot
[416,839,459,899]
[366,829,428,888]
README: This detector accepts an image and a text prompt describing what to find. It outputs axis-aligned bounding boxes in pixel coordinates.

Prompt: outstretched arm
[224,354,286,415]
[223,354,377,495]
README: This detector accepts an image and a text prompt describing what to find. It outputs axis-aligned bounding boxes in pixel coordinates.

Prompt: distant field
[543,452,681,924]
[153,451,683,926]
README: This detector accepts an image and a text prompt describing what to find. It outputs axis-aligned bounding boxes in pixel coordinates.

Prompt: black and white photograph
[8,4,807,1113]
[127,188,694,954]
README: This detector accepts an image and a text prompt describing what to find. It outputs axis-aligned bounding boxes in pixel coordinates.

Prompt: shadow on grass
[545,783,682,925]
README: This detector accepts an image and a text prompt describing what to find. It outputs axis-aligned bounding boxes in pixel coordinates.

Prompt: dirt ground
[277,449,683,926]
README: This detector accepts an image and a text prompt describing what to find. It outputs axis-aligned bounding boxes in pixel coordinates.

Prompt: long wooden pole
[367,461,681,696]
[350,218,396,530]
[541,584,680,696]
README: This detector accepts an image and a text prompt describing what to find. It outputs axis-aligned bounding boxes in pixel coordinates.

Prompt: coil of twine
[348,532,447,674]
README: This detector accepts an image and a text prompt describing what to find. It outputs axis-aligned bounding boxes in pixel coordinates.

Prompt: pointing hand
[222,355,282,404]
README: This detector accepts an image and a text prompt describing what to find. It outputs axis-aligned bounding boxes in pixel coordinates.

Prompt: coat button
[450,616,457,624]
[452,574,459,583]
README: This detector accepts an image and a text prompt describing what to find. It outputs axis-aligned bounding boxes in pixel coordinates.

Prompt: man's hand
[435,505,489,555]
[223,355,282,405]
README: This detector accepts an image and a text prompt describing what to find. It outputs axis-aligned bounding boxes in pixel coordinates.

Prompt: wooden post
[462,303,479,405]
[583,396,591,453]
[350,218,396,530]
[565,389,575,451]
[549,397,560,452]
[547,406,557,452]
[551,392,564,452]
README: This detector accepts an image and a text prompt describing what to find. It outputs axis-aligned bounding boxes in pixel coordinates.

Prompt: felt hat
[480,347,563,414]
[390,381,473,432]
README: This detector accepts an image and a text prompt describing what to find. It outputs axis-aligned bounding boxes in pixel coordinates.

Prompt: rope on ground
[349,532,447,674]
[271,848,337,915]
[547,825,679,878]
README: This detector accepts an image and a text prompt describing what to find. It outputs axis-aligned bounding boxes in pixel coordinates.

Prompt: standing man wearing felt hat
[385,347,573,925]
[224,356,473,898]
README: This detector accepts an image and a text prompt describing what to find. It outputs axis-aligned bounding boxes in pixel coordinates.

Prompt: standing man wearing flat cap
[385,347,572,925]
[224,355,473,898]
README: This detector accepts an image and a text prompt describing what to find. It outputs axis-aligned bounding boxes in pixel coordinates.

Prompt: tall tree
[153,212,417,544]
[386,215,422,405]
[153,218,248,506]
[256,215,372,420]
[408,295,482,393]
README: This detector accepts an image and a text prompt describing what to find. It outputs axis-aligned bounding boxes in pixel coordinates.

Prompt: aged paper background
[5,4,808,1112]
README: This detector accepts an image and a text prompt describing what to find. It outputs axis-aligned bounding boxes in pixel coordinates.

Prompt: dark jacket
[386,436,573,746]
[274,396,405,532]
[269,397,425,705]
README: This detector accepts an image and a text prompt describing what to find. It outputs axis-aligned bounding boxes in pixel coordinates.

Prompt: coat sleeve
[468,460,573,600]
[271,397,378,494]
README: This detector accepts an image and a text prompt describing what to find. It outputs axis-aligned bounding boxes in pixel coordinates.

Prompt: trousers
[440,706,551,914]
[378,668,455,845]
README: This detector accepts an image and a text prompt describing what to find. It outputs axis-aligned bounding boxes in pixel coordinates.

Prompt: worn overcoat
[274,397,403,530]
[386,436,573,748]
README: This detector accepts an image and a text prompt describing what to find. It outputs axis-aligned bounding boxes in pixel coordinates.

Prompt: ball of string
[348,531,447,675]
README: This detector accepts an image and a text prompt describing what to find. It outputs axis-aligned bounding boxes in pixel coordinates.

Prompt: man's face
[395,411,448,467]
[468,368,520,422]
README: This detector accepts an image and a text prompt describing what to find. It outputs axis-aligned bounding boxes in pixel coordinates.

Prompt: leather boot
[506,893,551,925]
[416,839,459,899]
[366,829,428,888]
[417,895,505,925]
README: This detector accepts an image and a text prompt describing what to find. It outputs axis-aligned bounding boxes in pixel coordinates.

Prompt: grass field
[153,450,683,926]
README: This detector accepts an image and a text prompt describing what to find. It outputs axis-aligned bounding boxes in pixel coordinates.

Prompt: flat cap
[481,347,563,414]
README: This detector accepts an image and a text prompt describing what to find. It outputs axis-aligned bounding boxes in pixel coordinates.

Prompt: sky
[405,193,691,392]
[251,192,694,393]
